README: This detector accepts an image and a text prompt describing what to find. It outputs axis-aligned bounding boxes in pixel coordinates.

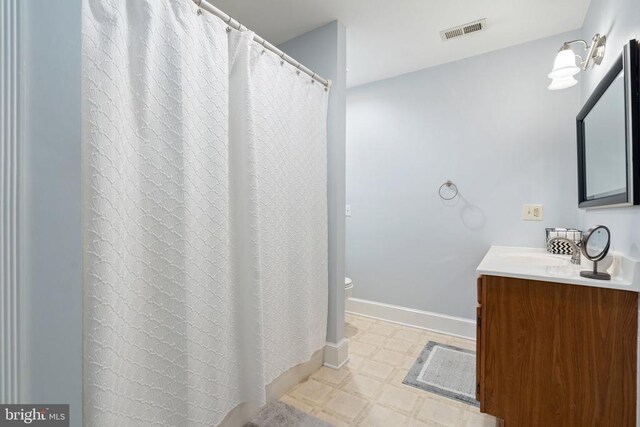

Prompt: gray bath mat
[245,401,332,427]
[403,341,479,407]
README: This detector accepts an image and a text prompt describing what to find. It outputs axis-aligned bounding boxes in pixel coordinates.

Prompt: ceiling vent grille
[440,19,487,41]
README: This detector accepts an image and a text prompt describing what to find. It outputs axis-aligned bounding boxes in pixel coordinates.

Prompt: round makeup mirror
[580,225,611,280]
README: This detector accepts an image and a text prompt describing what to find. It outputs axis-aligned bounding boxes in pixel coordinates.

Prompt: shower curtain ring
[226,27,231,33]
[196,8,203,15]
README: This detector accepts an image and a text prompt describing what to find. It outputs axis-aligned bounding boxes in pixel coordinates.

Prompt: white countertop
[477,246,640,292]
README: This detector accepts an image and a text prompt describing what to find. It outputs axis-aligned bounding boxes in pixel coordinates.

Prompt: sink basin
[497,253,570,267]
[477,246,640,292]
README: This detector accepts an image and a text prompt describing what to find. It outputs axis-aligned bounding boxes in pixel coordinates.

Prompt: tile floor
[280,313,497,427]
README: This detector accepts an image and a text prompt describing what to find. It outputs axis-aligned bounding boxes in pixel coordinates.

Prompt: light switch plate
[522,204,543,221]
[345,205,352,217]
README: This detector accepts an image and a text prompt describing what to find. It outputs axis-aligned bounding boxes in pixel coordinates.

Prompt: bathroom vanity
[476,246,640,426]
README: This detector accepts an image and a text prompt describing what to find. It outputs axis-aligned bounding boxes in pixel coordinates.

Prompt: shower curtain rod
[192,0,332,89]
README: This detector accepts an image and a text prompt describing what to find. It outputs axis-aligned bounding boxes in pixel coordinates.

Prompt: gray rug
[403,341,479,407]
[245,401,332,427]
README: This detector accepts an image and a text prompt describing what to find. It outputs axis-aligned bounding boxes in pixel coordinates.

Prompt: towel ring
[439,180,458,200]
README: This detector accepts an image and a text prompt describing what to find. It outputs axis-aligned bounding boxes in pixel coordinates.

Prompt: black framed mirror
[577,39,640,208]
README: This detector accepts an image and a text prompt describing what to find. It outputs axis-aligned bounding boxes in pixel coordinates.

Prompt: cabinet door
[476,276,484,404]
[481,275,637,426]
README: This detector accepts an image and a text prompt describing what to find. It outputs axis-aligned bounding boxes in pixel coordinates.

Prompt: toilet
[345,277,353,301]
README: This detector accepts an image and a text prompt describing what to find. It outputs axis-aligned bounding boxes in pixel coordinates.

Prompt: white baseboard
[346,298,476,340]
[323,338,349,369]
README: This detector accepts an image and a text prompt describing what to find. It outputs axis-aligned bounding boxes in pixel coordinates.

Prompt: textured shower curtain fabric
[228,31,329,384]
[82,1,329,425]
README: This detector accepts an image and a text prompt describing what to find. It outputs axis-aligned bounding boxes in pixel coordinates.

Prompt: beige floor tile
[394,328,423,343]
[279,394,314,414]
[389,368,411,387]
[361,359,395,381]
[341,373,384,399]
[372,348,407,367]
[290,378,334,405]
[347,353,365,371]
[350,341,377,357]
[408,342,428,356]
[312,366,351,386]
[402,354,419,369]
[345,322,360,339]
[283,315,480,427]
[376,384,419,413]
[463,410,497,427]
[432,394,469,411]
[404,417,438,426]
[322,390,368,422]
[350,317,376,331]
[447,337,476,351]
[422,394,470,414]
[417,396,465,425]
[358,404,408,427]
[423,331,454,344]
[384,337,416,353]
[313,410,350,427]
[369,322,398,337]
[463,406,482,415]
[357,332,388,346]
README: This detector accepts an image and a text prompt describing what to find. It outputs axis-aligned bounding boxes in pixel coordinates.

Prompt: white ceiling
[208,0,591,87]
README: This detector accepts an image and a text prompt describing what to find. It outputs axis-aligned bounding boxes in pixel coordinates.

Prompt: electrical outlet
[522,204,543,221]
[345,205,352,217]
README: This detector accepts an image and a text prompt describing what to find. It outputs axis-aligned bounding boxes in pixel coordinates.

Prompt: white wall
[346,32,581,319]
[579,0,640,257]
[20,0,82,425]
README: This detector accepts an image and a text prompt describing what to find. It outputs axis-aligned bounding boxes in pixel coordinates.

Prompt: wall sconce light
[548,34,606,90]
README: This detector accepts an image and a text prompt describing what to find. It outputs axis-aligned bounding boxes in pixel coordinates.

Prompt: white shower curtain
[82,1,328,425]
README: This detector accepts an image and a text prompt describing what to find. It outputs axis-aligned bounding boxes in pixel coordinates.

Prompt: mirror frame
[580,225,611,261]
[576,39,640,208]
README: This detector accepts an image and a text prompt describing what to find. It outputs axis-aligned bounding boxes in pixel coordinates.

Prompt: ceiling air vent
[440,19,487,41]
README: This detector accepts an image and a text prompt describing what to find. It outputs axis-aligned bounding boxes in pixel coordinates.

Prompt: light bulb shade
[548,75,578,90]
[548,49,580,79]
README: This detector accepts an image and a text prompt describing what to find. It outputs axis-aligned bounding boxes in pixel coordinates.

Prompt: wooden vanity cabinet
[476,275,638,427]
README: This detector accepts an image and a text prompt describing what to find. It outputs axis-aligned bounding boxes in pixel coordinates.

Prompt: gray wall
[20,0,83,425]
[279,21,347,344]
[579,0,640,256]
[346,32,581,319]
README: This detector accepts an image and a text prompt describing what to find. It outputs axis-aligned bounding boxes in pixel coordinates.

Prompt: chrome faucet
[548,237,581,265]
